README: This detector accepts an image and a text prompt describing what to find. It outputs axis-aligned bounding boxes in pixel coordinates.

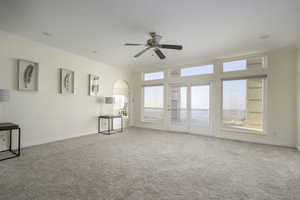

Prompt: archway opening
[113,80,129,119]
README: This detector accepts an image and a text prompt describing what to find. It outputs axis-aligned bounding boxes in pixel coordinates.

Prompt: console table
[98,115,123,135]
[0,123,21,161]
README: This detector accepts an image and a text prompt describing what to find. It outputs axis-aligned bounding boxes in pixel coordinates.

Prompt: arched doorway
[113,80,129,127]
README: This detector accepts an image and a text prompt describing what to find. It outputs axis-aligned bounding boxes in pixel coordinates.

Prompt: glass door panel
[167,83,211,133]
[191,85,210,129]
[169,85,188,130]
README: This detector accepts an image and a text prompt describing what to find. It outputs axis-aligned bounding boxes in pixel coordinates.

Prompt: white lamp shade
[0,89,10,101]
[105,97,115,104]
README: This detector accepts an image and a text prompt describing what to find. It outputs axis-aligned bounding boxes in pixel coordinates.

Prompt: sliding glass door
[168,82,211,133]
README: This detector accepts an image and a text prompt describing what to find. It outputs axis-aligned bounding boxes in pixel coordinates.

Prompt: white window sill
[221,126,266,136]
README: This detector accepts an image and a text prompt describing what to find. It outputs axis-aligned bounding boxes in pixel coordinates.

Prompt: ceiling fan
[124,32,183,59]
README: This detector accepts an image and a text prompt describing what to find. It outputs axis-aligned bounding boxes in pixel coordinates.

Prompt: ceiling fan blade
[124,43,145,46]
[134,47,151,58]
[154,48,166,59]
[159,44,183,50]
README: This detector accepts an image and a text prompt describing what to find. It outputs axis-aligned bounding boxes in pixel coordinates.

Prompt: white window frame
[141,84,165,123]
[220,75,267,135]
[221,56,268,73]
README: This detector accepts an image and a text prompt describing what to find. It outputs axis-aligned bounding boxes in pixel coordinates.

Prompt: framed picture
[18,59,39,91]
[89,74,100,96]
[60,68,75,94]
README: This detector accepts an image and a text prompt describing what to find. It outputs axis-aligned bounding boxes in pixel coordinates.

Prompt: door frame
[166,80,213,135]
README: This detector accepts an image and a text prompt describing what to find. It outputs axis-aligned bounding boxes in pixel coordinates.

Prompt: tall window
[222,77,265,132]
[144,71,164,81]
[143,85,164,121]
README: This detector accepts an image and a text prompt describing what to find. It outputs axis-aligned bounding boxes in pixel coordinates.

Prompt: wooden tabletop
[0,123,20,131]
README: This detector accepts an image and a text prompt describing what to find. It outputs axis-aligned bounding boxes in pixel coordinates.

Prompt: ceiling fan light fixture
[124,32,182,60]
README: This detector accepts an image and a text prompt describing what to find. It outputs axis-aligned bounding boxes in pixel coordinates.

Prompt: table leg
[9,130,12,151]
[108,118,110,134]
[98,117,100,133]
[121,117,123,132]
[17,128,21,156]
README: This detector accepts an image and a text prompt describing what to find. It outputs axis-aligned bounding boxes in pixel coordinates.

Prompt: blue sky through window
[144,86,164,108]
[144,72,164,81]
[181,64,214,76]
[191,85,210,109]
[223,60,247,72]
[223,80,246,110]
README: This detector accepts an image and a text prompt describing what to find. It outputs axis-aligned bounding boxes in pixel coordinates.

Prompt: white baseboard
[22,131,97,149]
[132,126,296,149]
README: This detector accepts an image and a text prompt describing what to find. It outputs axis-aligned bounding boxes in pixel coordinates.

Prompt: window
[223,57,265,72]
[143,85,164,121]
[181,64,214,77]
[191,85,210,128]
[144,71,164,81]
[223,60,247,72]
[222,77,265,132]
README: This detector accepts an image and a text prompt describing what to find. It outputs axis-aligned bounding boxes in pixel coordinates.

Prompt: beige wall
[131,47,298,148]
[297,47,300,150]
[0,31,130,149]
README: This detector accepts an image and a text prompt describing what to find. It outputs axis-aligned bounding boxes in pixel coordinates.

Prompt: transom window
[181,64,214,77]
[144,71,164,81]
[223,57,265,72]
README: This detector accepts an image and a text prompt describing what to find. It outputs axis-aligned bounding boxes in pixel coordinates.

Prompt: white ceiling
[0,0,299,71]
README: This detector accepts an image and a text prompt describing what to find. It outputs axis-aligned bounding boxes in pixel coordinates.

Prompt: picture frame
[18,59,39,91]
[60,68,75,95]
[89,74,100,96]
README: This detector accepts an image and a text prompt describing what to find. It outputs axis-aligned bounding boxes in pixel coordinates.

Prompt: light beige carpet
[0,127,300,200]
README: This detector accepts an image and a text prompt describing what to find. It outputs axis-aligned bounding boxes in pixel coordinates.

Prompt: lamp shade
[0,89,10,102]
[105,97,115,104]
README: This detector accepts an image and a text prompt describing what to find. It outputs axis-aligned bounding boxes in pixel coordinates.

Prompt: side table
[0,123,21,161]
[98,115,123,135]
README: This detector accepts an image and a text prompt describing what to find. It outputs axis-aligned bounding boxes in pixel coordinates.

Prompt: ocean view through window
[222,78,264,132]
[191,85,210,128]
[143,85,164,121]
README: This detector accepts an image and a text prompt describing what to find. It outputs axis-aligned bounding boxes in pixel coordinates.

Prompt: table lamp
[0,89,10,102]
[105,97,115,104]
